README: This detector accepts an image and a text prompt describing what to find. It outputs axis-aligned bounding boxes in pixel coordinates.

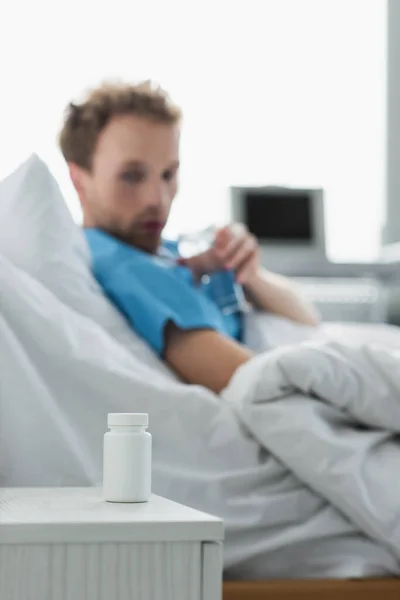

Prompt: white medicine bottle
[103,413,152,503]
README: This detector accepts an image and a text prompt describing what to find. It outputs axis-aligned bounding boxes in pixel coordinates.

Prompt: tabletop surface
[0,487,224,544]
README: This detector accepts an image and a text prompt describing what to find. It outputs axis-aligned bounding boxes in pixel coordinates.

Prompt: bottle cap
[108,413,149,427]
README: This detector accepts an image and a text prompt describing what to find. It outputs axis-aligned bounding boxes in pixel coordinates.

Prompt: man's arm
[164,324,253,393]
[244,268,320,326]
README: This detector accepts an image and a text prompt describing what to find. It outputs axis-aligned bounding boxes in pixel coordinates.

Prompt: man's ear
[68,163,89,204]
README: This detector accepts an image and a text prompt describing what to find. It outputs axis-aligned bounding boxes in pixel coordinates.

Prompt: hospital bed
[223,579,400,599]
[1,156,400,597]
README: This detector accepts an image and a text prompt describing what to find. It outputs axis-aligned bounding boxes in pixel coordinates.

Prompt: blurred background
[1,0,399,322]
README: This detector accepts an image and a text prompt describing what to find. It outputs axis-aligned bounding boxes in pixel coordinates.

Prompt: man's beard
[105,221,162,254]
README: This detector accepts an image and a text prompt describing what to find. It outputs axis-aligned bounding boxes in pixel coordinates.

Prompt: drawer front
[0,541,202,600]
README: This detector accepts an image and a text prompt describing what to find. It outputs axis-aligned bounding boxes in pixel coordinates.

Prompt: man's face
[72,115,180,253]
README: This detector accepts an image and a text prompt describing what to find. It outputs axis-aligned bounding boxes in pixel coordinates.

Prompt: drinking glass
[178,227,247,315]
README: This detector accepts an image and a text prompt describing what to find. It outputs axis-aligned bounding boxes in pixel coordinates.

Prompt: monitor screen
[243,191,314,242]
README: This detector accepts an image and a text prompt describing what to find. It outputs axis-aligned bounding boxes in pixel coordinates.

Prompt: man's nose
[144,181,168,209]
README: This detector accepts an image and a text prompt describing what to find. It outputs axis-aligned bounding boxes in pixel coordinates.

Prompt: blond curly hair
[59,80,181,170]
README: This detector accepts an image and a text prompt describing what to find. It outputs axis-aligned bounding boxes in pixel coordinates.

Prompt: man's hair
[59,80,182,170]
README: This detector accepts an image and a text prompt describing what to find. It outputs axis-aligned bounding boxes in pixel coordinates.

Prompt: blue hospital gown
[85,229,242,355]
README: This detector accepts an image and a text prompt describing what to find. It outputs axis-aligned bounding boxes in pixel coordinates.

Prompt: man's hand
[180,223,320,326]
[180,224,260,284]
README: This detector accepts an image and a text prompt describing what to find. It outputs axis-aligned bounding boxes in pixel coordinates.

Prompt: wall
[384,0,400,244]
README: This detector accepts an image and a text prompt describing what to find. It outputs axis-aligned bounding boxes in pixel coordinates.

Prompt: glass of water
[178,226,217,259]
[178,227,247,315]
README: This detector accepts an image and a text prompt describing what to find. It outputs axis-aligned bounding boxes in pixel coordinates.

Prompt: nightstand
[0,487,223,600]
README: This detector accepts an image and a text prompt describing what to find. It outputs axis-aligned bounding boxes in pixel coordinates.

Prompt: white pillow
[0,154,174,378]
[0,154,88,273]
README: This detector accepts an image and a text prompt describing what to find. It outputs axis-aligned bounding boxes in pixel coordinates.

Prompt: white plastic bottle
[103,413,152,503]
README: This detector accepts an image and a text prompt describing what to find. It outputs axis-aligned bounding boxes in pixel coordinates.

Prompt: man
[59,81,319,393]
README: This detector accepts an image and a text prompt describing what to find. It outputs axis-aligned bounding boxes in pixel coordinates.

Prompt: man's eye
[162,169,176,182]
[121,170,144,183]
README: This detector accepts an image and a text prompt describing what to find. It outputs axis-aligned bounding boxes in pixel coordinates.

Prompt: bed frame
[223,579,400,599]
